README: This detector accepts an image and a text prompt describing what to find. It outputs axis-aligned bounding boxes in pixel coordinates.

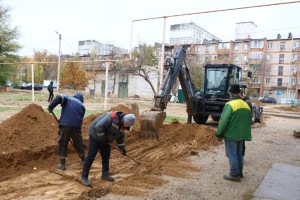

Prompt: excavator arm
[140,46,196,138]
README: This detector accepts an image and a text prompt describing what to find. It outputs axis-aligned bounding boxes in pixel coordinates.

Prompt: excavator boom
[140,46,195,138]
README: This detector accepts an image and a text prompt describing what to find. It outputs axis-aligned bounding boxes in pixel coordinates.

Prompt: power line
[132,1,300,22]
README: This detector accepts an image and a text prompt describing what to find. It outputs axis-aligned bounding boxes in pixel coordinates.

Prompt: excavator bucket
[140,110,166,139]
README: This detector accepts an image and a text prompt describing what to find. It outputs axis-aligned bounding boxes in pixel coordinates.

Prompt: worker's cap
[124,114,135,127]
[229,84,241,94]
[74,92,84,103]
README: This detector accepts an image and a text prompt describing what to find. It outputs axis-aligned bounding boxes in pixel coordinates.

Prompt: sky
[2,0,300,57]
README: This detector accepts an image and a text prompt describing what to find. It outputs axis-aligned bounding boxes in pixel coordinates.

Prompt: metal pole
[130,21,133,59]
[160,17,166,87]
[104,61,109,111]
[55,31,61,91]
[31,63,34,102]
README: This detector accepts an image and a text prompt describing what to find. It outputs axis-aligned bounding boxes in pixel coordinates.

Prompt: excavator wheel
[193,114,209,124]
[140,110,166,139]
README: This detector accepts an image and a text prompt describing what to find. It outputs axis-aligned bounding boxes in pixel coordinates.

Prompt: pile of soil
[0,103,220,198]
[275,106,300,112]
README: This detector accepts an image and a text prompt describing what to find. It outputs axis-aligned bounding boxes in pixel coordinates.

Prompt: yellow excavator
[140,45,263,138]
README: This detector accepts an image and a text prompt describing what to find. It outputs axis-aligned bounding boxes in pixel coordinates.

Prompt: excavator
[140,45,262,138]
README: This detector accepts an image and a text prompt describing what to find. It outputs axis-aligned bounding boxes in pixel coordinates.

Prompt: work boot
[101,171,114,182]
[80,176,91,187]
[240,172,244,178]
[57,157,66,170]
[223,174,240,182]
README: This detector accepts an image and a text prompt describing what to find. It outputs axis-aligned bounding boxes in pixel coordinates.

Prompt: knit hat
[124,114,136,127]
[229,84,241,94]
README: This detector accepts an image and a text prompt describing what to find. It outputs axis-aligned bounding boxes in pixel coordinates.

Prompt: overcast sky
[2,0,300,57]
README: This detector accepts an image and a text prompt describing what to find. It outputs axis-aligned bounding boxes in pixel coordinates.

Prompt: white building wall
[170,22,220,45]
[235,22,257,40]
[86,67,159,98]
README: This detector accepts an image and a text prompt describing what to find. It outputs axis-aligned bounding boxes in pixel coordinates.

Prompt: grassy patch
[242,190,254,200]
[164,115,187,124]
[0,107,19,111]
[14,93,47,101]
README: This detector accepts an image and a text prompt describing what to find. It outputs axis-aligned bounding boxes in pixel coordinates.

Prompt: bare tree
[121,44,158,97]
[247,55,271,97]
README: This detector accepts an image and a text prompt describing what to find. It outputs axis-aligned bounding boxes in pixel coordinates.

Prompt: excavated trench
[0,103,220,199]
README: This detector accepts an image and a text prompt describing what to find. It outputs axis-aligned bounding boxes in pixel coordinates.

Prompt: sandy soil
[0,91,300,200]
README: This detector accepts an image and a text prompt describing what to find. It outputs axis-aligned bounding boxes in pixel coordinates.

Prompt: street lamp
[55,31,61,90]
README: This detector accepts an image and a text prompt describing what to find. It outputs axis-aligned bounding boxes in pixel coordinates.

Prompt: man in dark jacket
[80,111,135,186]
[215,84,252,182]
[48,93,86,170]
[47,81,54,102]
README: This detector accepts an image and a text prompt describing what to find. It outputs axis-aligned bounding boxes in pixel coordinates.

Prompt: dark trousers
[82,133,111,179]
[48,92,54,102]
[57,126,85,157]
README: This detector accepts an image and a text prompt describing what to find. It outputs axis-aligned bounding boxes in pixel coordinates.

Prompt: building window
[266,54,272,60]
[244,55,248,62]
[291,66,297,74]
[234,44,239,51]
[277,78,282,87]
[294,41,300,48]
[250,40,264,48]
[234,55,239,61]
[250,52,263,59]
[292,54,298,62]
[244,43,248,51]
[280,42,285,49]
[267,43,273,49]
[278,66,283,76]
[266,78,270,84]
[291,78,296,86]
[219,43,230,49]
[279,54,284,64]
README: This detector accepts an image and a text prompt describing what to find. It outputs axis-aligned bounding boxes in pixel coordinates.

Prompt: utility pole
[55,31,61,90]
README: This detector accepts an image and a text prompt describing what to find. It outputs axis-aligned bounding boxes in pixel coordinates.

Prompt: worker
[215,84,252,182]
[240,94,253,157]
[48,92,86,170]
[80,111,136,187]
[47,81,54,102]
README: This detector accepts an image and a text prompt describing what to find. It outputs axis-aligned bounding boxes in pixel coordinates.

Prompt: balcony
[271,86,287,90]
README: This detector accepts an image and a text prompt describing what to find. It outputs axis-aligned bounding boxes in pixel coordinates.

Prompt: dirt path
[0,91,300,199]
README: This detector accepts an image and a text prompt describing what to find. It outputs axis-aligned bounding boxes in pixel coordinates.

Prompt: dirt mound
[251,99,264,107]
[275,106,300,112]
[0,104,58,153]
[0,103,220,199]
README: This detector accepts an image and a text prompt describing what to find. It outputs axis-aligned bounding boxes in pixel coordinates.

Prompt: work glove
[119,146,126,156]
[48,107,53,113]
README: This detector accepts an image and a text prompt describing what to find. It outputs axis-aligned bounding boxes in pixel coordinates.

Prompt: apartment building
[78,40,128,58]
[192,34,300,100]
[170,22,221,45]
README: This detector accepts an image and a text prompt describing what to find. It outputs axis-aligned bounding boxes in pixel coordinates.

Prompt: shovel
[110,143,141,165]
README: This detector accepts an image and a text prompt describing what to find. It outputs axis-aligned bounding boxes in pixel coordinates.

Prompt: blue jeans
[225,140,243,176]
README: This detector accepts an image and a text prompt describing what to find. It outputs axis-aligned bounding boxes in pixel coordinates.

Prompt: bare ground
[0,90,300,200]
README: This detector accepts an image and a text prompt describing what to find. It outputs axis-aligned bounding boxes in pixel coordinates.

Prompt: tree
[33,50,58,82]
[122,44,158,96]
[60,62,89,90]
[247,56,271,97]
[0,3,21,85]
